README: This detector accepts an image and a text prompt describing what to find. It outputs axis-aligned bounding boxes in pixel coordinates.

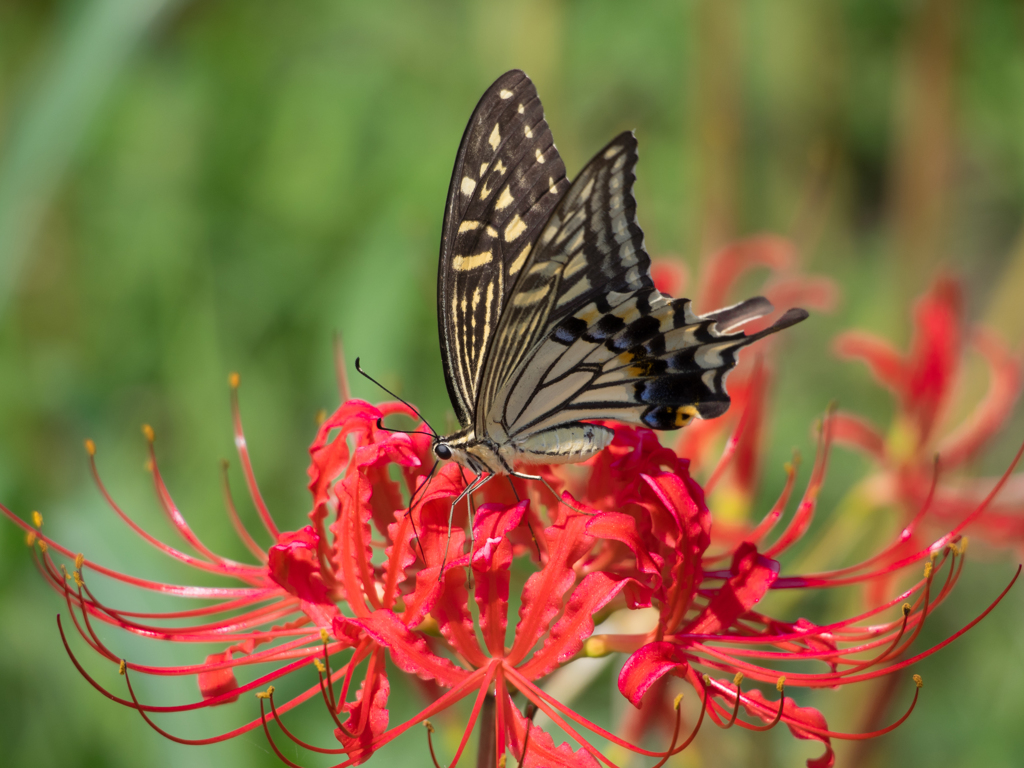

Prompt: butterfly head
[431,429,508,476]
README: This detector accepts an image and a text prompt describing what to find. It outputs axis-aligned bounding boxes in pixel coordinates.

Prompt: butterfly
[421,70,806,499]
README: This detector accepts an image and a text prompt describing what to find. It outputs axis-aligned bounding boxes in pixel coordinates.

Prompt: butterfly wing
[475,131,807,450]
[474,131,652,433]
[437,70,569,427]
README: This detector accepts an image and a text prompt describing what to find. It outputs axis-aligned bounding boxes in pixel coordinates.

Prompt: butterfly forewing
[475,132,653,435]
[438,70,569,426]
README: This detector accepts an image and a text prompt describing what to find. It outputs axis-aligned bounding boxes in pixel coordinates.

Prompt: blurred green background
[2,1,1023,766]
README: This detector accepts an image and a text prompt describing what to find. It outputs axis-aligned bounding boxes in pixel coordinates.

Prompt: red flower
[4,368,1019,768]
[833,275,1024,552]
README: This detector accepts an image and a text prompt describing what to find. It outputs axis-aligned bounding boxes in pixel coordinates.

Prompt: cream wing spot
[535,148,545,164]
[495,187,515,210]
[452,250,493,271]
[517,103,525,114]
[458,220,480,233]
[504,214,527,242]
[461,176,477,196]
[488,124,501,150]
[499,89,514,99]
[524,124,534,138]
[480,162,489,177]
[486,225,498,238]
[508,245,531,275]
[603,144,624,159]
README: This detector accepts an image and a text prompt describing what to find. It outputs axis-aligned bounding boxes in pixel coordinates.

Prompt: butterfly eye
[434,444,452,461]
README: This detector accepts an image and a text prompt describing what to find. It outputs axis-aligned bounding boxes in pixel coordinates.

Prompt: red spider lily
[3,373,1020,768]
[833,275,1024,552]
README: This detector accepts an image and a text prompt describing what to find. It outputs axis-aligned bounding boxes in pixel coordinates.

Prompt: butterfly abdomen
[511,422,615,464]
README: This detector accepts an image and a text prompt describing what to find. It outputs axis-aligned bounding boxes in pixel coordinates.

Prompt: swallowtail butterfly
[430,70,806,489]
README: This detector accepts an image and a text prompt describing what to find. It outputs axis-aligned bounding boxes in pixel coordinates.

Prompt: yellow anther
[776,676,786,692]
[783,461,793,474]
[73,571,84,588]
[320,628,329,643]
[673,693,684,710]
[497,756,507,768]
[733,672,744,686]
[424,720,435,733]
[32,510,43,528]
[313,658,326,673]
[583,635,609,658]
[229,372,240,389]
[902,602,912,616]
[702,674,711,686]
[60,564,70,581]
[75,553,85,570]
[923,562,933,579]
[316,408,327,425]
[256,686,275,699]
[38,540,48,553]
[84,438,96,456]
[25,531,36,547]
[142,424,155,442]
[913,674,923,689]
[960,537,969,555]
[143,459,154,473]
[118,660,126,675]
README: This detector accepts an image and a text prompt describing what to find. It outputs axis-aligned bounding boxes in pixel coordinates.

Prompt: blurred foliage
[1,1,1023,766]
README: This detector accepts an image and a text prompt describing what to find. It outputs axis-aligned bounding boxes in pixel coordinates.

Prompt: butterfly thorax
[434,427,511,476]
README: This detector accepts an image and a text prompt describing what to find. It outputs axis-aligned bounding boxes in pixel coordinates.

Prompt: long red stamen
[267,687,347,754]
[424,721,445,768]
[258,693,314,768]
[219,459,269,562]
[229,373,281,539]
[745,678,786,732]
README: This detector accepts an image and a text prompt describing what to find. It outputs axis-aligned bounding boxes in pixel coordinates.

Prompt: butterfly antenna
[404,459,439,564]
[354,357,438,438]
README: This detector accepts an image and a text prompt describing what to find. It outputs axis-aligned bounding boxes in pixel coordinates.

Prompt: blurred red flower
[833,275,1024,554]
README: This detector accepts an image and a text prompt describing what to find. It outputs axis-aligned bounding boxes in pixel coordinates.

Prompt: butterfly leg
[439,472,493,577]
[510,472,590,516]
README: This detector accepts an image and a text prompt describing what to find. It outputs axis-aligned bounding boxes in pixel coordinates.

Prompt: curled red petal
[197,650,239,704]
[831,412,886,460]
[686,542,779,635]
[938,328,1023,467]
[617,641,692,708]
[699,235,796,310]
[585,512,663,587]
[833,331,906,396]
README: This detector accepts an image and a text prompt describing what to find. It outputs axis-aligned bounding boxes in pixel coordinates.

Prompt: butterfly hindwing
[475,132,650,433]
[438,70,569,426]
[497,294,807,440]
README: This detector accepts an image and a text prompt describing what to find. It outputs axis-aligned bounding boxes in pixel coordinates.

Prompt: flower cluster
[4,369,1019,767]
[4,241,1021,768]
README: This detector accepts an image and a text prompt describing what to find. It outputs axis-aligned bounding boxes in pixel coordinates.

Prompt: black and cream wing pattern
[436,70,807,470]
[437,70,569,427]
